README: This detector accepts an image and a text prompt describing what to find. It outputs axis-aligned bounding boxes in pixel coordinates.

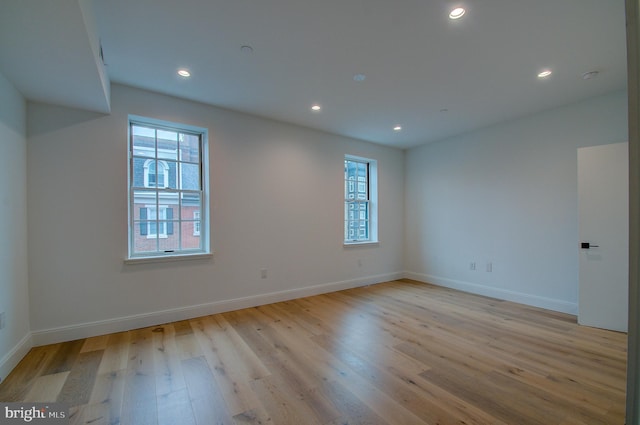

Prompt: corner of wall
[0,333,33,383]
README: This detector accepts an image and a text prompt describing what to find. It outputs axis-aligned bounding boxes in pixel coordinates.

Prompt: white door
[578,142,628,332]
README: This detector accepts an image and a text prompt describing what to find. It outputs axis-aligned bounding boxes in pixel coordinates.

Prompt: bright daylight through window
[344,156,377,244]
[128,117,209,259]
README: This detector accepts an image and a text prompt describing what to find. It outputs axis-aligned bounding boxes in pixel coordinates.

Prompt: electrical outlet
[470,262,476,271]
[0,312,5,330]
[260,269,267,279]
[486,262,493,272]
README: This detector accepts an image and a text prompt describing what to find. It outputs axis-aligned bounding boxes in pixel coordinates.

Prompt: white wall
[0,72,31,381]
[27,84,404,344]
[405,90,628,313]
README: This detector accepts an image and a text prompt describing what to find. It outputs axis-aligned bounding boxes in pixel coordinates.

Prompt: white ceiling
[0,0,627,148]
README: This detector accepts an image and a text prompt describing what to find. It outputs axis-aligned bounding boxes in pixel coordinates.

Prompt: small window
[144,160,169,188]
[193,211,201,236]
[141,205,172,238]
[128,117,209,259]
[344,156,378,244]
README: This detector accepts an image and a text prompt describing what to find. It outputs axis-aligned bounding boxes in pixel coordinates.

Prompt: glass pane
[159,223,180,251]
[181,222,201,249]
[180,133,200,163]
[358,162,367,180]
[164,161,178,189]
[181,163,200,190]
[361,202,369,220]
[346,161,356,180]
[133,190,157,209]
[155,129,178,161]
[132,125,155,138]
[181,192,201,210]
[132,126,156,158]
[133,232,157,254]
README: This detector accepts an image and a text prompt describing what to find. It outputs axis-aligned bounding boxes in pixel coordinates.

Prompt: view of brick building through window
[344,158,370,241]
[130,123,204,256]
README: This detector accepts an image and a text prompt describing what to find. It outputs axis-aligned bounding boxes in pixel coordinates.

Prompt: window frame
[127,115,210,262]
[344,155,378,246]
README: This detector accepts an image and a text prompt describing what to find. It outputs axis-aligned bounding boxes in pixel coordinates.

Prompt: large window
[128,117,209,260]
[344,156,378,244]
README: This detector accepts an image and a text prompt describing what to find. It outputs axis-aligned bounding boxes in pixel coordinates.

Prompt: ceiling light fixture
[449,7,466,19]
[393,125,402,131]
[537,69,552,78]
[353,73,366,82]
[311,104,322,112]
[177,69,191,77]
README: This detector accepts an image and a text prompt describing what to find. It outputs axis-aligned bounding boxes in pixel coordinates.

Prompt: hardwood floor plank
[80,335,110,353]
[23,371,69,402]
[0,280,627,424]
[0,345,60,401]
[43,339,85,375]
[121,327,158,425]
[152,324,187,396]
[57,350,104,405]
[172,320,194,336]
[182,356,233,425]
[232,406,273,425]
[190,315,263,416]
[97,331,130,375]
[157,388,196,425]
[249,375,323,425]
[87,369,126,425]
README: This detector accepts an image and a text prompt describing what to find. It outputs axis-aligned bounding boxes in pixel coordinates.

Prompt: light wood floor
[0,279,627,424]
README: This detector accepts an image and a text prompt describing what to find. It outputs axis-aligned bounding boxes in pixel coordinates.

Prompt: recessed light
[393,125,402,131]
[449,7,465,19]
[537,69,552,78]
[311,104,322,112]
[353,73,366,82]
[177,69,191,77]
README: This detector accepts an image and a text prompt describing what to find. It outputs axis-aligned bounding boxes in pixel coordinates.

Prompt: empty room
[0,0,637,424]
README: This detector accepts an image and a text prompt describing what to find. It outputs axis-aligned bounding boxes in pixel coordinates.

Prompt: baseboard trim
[32,272,404,346]
[404,271,578,315]
[0,333,33,384]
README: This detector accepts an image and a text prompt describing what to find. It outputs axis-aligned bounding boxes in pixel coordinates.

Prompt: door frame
[625,0,640,422]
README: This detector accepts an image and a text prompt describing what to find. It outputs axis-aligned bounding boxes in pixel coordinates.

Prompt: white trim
[31,272,404,346]
[128,115,210,260]
[344,155,378,243]
[343,241,380,247]
[0,333,33,384]
[403,271,578,315]
[124,252,213,265]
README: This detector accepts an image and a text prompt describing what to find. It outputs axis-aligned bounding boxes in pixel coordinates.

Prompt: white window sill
[124,252,213,265]
[343,241,379,247]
